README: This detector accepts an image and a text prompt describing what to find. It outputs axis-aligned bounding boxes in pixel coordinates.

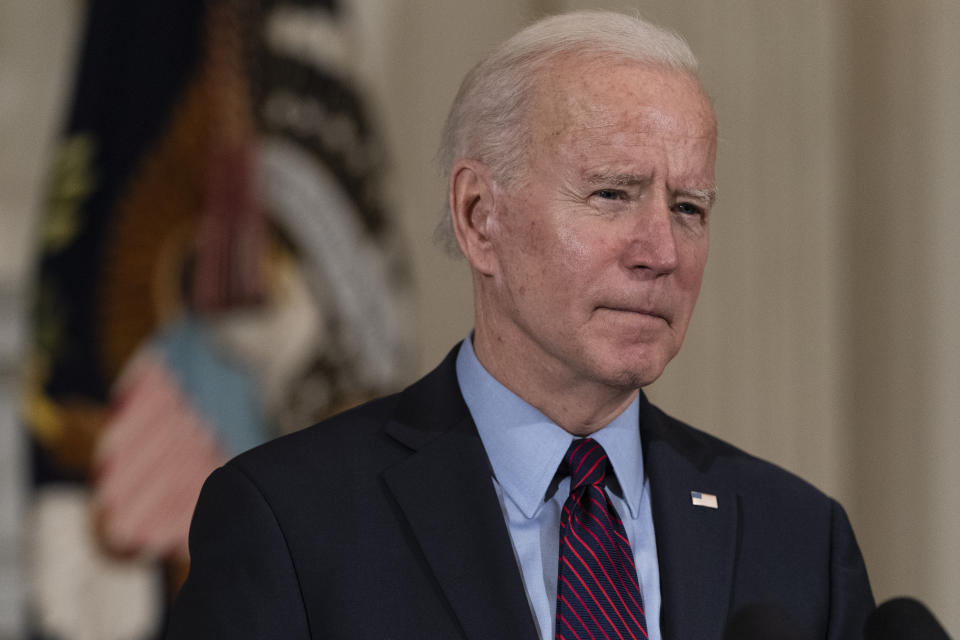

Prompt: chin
[594,346,674,389]
[612,369,665,390]
[594,360,669,390]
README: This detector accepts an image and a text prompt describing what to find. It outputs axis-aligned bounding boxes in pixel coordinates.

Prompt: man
[168,11,873,640]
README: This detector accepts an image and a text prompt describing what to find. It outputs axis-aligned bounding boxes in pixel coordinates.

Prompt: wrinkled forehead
[528,55,716,146]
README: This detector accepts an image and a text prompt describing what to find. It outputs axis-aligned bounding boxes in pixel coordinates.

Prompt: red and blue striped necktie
[556,438,648,640]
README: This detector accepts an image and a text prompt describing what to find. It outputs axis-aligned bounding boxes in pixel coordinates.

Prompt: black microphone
[863,597,951,640]
[724,603,806,640]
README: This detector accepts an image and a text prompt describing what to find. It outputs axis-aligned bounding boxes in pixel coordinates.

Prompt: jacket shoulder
[226,392,405,486]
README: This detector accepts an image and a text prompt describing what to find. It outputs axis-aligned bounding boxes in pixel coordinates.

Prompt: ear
[449,159,500,276]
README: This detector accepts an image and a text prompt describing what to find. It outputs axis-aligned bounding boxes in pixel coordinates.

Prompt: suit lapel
[640,397,740,640]
[381,347,540,640]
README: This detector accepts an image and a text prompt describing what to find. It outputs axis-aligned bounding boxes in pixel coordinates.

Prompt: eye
[592,189,625,201]
[674,201,705,218]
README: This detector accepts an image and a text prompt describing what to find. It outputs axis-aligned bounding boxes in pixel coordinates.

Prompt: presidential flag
[24,1,413,637]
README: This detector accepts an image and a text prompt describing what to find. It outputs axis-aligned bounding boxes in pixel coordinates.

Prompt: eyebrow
[585,173,718,207]
[585,173,651,187]
[677,187,718,207]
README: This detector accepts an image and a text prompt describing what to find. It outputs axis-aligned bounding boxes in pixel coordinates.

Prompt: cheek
[505,205,579,274]
[676,240,709,298]
[554,219,618,275]
[553,227,587,272]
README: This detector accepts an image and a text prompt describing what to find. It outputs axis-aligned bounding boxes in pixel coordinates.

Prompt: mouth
[597,305,669,323]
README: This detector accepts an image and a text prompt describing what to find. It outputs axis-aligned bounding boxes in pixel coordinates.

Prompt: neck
[471,322,638,437]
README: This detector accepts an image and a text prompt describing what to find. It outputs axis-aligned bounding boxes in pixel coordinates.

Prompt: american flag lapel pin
[691,490,718,509]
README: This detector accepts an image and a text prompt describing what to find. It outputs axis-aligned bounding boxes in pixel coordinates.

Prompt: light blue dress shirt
[456,337,662,640]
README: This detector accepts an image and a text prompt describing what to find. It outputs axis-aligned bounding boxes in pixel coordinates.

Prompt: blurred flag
[23,0,414,637]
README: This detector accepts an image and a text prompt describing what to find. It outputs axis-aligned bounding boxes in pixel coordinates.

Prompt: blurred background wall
[1,0,958,637]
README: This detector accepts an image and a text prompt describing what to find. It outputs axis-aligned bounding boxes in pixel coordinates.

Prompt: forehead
[529,56,716,152]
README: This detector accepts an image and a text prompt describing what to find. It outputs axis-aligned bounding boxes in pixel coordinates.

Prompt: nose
[621,199,680,275]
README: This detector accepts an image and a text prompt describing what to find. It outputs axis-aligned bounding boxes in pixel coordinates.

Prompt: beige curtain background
[3,0,958,636]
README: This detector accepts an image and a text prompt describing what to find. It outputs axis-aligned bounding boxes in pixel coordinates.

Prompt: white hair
[434,10,702,255]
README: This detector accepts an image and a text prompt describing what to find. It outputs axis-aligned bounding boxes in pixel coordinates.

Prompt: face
[482,57,717,392]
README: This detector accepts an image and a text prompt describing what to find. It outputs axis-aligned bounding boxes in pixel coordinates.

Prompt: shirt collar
[455,335,646,519]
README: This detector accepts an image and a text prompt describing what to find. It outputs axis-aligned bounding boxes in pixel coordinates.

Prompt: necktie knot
[562,438,609,491]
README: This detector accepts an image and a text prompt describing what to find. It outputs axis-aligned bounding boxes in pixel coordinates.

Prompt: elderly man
[168,11,873,640]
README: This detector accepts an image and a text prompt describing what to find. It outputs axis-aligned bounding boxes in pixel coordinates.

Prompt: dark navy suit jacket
[167,344,873,639]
